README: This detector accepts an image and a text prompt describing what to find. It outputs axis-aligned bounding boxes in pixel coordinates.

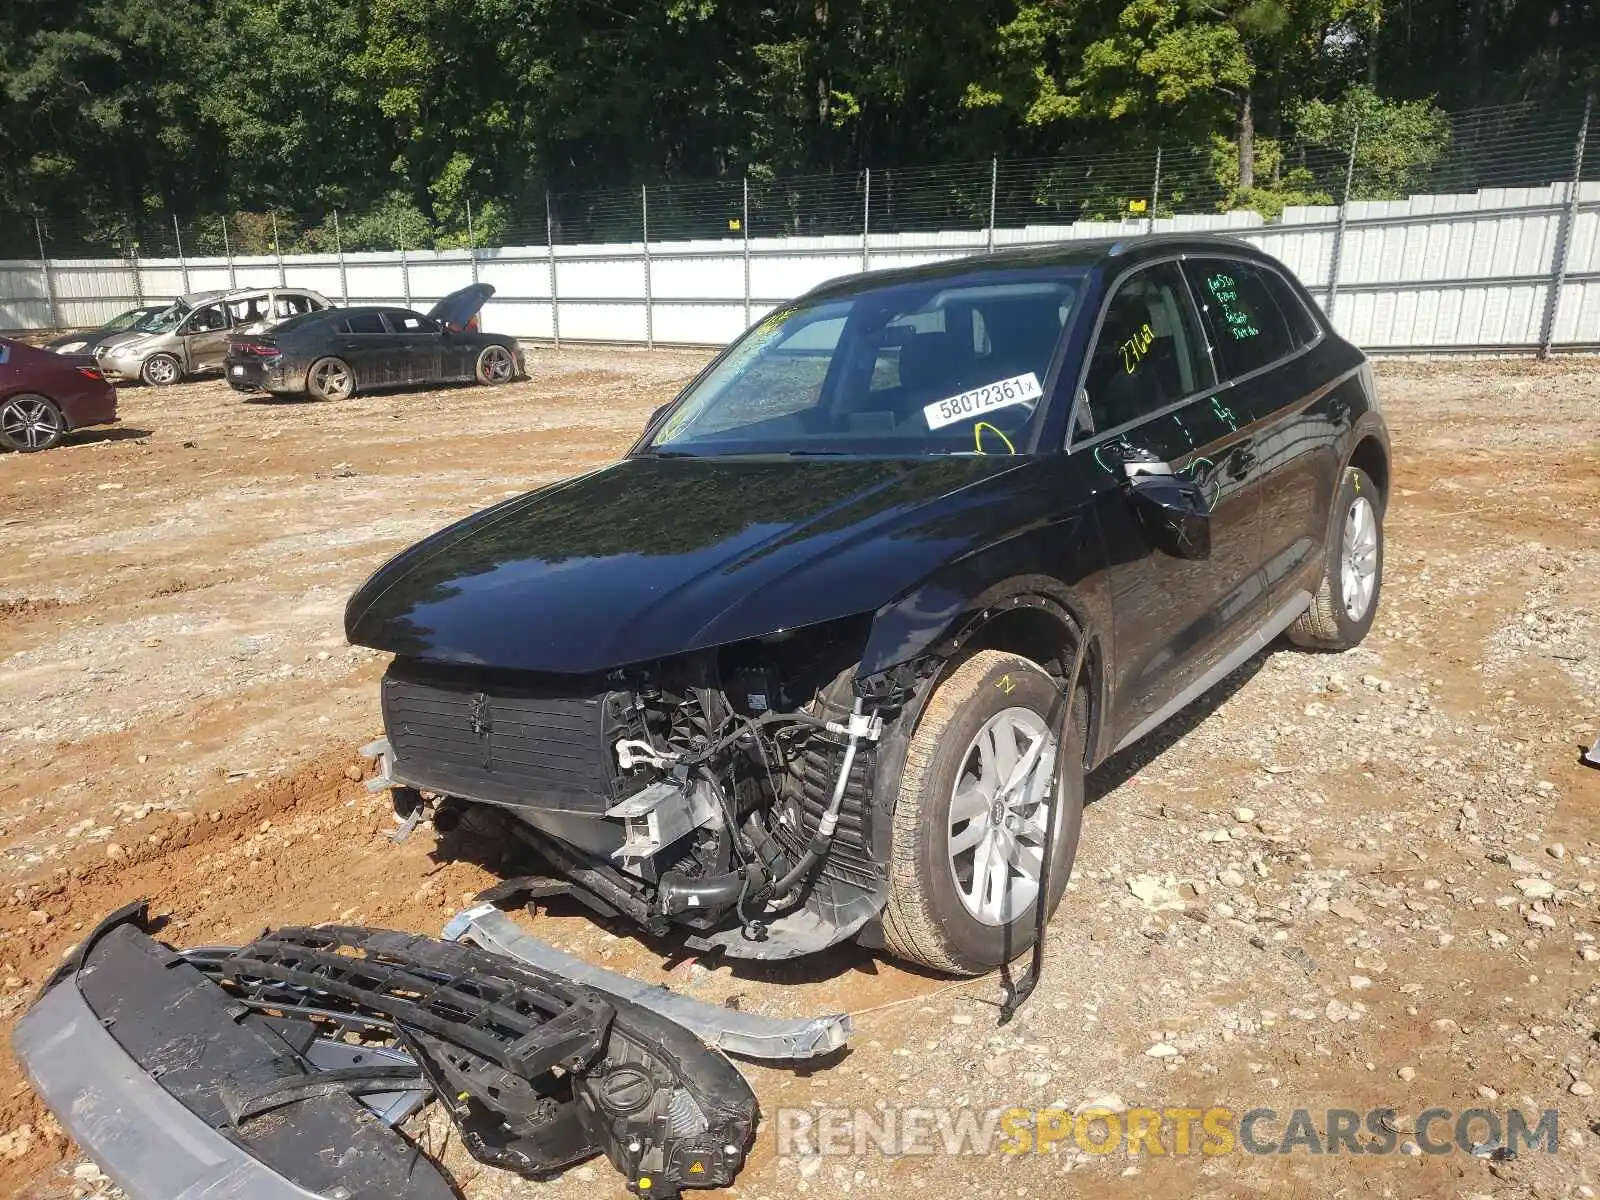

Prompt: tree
[1292,86,1451,199]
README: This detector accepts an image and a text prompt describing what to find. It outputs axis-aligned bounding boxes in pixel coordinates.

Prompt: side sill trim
[1112,589,1312,754]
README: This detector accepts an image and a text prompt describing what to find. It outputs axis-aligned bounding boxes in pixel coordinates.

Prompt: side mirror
[1122,461,1211,560]
[645,402,671,432]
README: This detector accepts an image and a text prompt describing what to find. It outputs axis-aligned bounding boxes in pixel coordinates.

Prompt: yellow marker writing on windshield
[973,422,1015,455]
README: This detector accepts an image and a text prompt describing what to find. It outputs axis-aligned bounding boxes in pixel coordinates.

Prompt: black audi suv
[346,235,1390,975]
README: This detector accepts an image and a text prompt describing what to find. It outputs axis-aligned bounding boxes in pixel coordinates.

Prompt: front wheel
[0,394,66,452]
[1287,465,1384,650]
[474,344,516,385]
[881,650,1084,975]
[307,357,355,401]
[141,353,181,387]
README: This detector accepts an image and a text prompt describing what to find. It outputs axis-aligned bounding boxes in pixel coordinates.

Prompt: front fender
[855,507,1111,686]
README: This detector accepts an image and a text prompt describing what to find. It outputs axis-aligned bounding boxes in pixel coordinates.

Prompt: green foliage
[1293,86,1452,199]
[1209,136,1336,217]
[0,0,1588,248]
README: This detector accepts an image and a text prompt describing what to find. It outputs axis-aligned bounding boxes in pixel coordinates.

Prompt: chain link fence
[2,95,1596,352]
[4,97,1592,261]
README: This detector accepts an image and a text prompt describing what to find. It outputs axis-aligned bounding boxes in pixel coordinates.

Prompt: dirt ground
[1,351,1597,1200]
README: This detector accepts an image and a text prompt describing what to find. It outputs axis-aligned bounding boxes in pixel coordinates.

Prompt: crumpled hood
[345,454,1039,673]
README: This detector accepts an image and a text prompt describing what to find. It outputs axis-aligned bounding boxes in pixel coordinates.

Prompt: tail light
[231,342,281,359]
[75,366,104,381]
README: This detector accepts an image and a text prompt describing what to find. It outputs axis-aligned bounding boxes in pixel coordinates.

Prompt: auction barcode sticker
[924,372,1043,430]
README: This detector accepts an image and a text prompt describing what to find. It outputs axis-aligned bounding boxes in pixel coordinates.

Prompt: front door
[384,310,444,385]
[180,301,233,374]
[1072,260,1267,745]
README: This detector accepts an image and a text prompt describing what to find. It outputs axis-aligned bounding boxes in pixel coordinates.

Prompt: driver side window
[1079,263,1213,438]
[185,302,230,334]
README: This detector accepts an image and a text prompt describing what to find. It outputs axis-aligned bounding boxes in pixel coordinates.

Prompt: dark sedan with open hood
[348,236,1391,975]
[226,283,520,400]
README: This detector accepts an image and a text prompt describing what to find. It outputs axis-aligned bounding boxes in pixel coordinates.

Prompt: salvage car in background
[224,283,520,400]
[348,236,1391,975]
[95,286,334,385]
[0,337,118,451]
[43,304,171,358]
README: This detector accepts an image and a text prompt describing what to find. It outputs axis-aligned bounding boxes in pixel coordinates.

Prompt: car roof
[804,233,1280,302]
[178,285,327,305]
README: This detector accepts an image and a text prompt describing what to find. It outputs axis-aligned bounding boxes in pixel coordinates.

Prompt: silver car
[95,287,334,385]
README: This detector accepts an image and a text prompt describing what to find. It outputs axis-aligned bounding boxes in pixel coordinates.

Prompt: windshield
[106,308,147,331]
[138,301,191,334]
[648,268,1084,456]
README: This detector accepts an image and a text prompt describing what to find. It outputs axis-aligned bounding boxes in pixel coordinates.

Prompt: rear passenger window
[1263,269,1321,346]
[1081,263,1213,436]
[341,312,387,334]
[1184,260,1299,379]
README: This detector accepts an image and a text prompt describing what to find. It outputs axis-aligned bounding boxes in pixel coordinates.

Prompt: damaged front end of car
[15,901,763,1200]
[369,613,929,960]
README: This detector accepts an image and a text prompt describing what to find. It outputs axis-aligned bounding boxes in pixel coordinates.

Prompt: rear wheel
[141,353,181,387]
[474,344,516,385]
[1288,465,1384,650]
[881,651,1084,975]
[307,357,355,401]
[0,394,66,452]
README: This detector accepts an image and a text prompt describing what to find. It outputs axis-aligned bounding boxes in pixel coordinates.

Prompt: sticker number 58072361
[923,372,1043,431]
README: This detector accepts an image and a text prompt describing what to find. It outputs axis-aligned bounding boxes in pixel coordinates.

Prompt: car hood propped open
[345,454,1039,674]
[426,282,495,329]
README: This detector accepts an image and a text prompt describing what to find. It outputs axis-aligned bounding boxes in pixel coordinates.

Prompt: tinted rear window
[269,310,332,336]
[1184,260,1298,380]
[340,312,387,334]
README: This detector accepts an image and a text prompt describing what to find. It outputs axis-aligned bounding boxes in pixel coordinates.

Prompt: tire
[1287,465,1384,650]
[881,650,1084,975]
[141,353,182,387]
[306,357,355,401]
[474,344,516,385]
[0,393,66,453]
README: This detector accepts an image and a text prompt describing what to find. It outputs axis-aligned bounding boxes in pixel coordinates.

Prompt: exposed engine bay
[373,616,919,959]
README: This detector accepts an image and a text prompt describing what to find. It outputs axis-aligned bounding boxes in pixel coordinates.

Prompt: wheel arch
[1347,434,1389,503]
[857,581,1110,770]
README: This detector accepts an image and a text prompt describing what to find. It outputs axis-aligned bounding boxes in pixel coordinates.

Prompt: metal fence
[2,95,1596,354]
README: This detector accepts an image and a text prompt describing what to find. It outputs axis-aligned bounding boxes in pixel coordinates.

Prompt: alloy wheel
[946,707,1058,926]
[479,345,514,383]
[311,359,353,401]
[143,355,179,386]
[0,395,65,452]
[1341,495,1379,621]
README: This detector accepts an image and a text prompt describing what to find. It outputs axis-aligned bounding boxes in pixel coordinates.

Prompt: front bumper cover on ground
[14,903,771,1199]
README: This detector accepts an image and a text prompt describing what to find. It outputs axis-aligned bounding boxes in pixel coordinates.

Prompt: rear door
[334,311,406,388]
[1181,257,1339,602]
[1071,260,1268,746]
